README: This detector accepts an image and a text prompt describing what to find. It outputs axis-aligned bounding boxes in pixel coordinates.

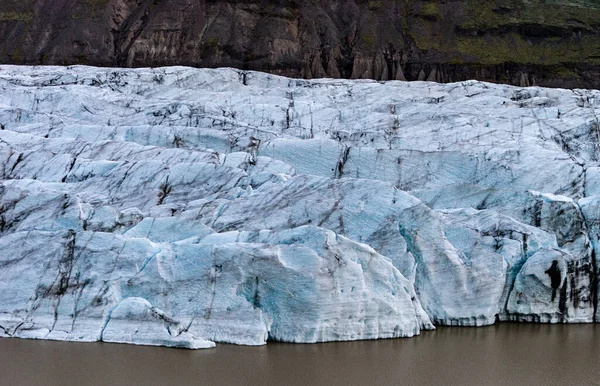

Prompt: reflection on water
[1,324,599,386]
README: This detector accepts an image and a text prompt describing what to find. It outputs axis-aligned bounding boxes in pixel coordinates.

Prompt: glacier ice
[0,65,599,348]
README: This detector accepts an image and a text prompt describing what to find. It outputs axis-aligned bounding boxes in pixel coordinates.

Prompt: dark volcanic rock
[1,0,600,88]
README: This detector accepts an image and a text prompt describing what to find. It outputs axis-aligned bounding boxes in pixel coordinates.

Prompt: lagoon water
[1,324,599,385]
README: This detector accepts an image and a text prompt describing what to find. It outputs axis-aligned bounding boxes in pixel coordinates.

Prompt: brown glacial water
[1,324,599,386]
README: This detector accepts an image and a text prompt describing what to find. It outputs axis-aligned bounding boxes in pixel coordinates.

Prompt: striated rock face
[1,1,600,88]
[0,65,600,348]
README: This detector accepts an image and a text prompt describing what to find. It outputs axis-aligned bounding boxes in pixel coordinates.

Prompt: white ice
[0,65,598,348]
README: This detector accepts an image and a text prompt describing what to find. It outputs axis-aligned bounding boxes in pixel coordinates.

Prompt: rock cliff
[1,0,600,88]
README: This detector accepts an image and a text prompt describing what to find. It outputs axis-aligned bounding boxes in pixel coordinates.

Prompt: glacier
[0,65,598,348]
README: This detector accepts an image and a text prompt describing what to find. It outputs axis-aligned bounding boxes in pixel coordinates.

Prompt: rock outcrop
[1,0,600,88]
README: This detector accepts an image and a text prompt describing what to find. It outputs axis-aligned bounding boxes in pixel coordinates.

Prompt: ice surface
[0,65,598,348]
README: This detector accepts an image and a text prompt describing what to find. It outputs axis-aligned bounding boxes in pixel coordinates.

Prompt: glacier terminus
[0,65,599,349]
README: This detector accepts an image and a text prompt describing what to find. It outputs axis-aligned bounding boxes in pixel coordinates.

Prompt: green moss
[368,0,383,10]
[416,2,442,21]
[87,0,110,18]
[408,0,600,66]
[458,0,600,32]
[552,65,580,79]
[0,11,33,23]
[69,0,109,19]
[10,46,24,62]
[452,32,600,65]
[206,37,220,49]
[362,32,375,48]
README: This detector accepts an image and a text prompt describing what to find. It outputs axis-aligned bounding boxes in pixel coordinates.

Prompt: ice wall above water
[0,65,598,348]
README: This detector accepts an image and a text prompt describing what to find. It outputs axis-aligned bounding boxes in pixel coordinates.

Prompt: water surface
[1,324,599,385]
